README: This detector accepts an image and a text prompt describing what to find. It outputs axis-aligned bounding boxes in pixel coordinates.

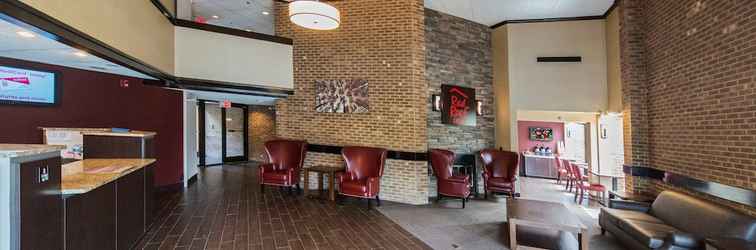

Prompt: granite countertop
[61,158,156,195]
[82,130,157,138]
[40,127,156,138]
[0,144,65,158]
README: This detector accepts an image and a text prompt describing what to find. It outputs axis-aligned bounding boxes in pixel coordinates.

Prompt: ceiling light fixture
[16,31,35,38]
[288,0,340,30]
[73,51,88,58]
[211,15,220,19]
[262,11,270,15]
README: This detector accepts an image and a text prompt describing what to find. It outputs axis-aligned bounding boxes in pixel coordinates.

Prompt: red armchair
[338,146,387,209]
[259,139,307,194]
[479,149,519,199]
[430,149,471,208]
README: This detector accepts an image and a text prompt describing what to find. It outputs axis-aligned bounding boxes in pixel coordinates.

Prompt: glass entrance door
[224,106,247,162]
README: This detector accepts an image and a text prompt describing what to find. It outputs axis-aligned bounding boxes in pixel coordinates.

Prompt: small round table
[303,165,345,201]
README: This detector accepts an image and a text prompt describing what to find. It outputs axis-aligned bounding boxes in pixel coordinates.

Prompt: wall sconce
[432,94,441,111]
[476,100,483,115]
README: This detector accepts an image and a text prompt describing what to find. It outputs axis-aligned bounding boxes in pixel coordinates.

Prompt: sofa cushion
[617,219,679,249]
[600,207,663,226]
[651,191,756,241]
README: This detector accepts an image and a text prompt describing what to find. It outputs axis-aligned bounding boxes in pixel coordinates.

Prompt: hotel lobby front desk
[1,130,158,250]
[62,159,155,250]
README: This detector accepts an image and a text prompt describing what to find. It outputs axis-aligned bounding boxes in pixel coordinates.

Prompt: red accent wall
[517,120,564,154]
[0,57,183,187]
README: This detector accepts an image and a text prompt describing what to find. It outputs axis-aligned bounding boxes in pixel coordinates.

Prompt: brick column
[619,0,651,194]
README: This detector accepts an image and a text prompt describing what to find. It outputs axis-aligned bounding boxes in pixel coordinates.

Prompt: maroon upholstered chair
[258,139,307,194]
[570,162,606,204]
[338,146,387,209]
[430,149,471,208]
[479,149,519,199]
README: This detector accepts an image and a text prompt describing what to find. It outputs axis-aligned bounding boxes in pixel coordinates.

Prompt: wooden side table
[303,165,345,201]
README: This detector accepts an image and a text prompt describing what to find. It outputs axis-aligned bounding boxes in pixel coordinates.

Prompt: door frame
[197,100,249,166]
[223,103,249,162]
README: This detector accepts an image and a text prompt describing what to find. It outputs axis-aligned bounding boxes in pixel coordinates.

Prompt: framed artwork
[529,127,554,141]
[315,79,369,113]
[441,84,476,126]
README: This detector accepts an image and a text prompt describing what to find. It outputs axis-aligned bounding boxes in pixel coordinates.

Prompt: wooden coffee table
[303,165,344,201]
[507,199,589,250]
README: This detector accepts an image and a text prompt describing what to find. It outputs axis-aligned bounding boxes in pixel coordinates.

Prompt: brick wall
[274,0,429,205]
[248,105,276,162]
[620,0,756,215]
[425,8,494,195]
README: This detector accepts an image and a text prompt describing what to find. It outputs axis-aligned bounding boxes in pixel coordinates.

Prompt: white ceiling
[0,19,154,79]
[189,0,275,35]
[187,89,278,105]
[425,0,615,26]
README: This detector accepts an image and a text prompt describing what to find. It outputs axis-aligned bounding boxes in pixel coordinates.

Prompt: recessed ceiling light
[73,51,88,57]
[262,11,270,15]
[212,15,220,19]
[16,31,35,38]
[245,29,252,32]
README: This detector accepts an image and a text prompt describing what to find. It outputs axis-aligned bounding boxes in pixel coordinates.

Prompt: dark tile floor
[136,163,431,250]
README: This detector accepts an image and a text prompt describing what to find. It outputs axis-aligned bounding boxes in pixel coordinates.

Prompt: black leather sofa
[599,191,756,250]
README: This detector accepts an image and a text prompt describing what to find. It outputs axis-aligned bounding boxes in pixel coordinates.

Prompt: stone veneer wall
[248,105,276,162]
[425,8,494,195]
[425,8,495,153]
[620,0,756,215]
[274,0,429,204]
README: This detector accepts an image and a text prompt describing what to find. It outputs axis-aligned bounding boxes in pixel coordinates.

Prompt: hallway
[136,163,430,249]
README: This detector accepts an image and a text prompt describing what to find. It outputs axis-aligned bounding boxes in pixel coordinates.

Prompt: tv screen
[0,65,58,106]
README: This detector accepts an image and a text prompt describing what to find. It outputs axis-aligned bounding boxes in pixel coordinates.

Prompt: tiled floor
[378,177,627,250]
[136,163,431,250]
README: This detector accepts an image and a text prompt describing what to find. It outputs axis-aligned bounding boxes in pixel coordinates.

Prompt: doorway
[198,100,249,166]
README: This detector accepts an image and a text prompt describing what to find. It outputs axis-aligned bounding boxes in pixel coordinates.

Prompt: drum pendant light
[288,0,340,30]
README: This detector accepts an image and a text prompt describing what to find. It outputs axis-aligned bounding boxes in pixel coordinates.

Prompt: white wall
[174,27,294,90]
[183,92,199,187]
[507,20,608,113]
[504,20,608,150]
[598,114,624,175]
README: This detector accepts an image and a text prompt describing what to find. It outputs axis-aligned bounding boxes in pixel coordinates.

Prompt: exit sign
[221,100,231,108]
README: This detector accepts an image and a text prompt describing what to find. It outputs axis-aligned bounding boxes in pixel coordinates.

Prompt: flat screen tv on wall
[529,127,554,141]
[0,65,59,106]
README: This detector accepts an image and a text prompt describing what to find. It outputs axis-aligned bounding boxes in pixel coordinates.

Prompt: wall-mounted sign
[441,84,476,126]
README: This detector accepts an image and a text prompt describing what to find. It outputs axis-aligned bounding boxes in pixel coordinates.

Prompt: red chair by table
[258,139,308,194]
[479,149,519,199]
[430,149,471,208]
[554,155,570,185]
[569,162,606,204]
[338,146,388,210]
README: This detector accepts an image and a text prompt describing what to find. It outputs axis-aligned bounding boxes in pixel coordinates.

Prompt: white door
[205,104,223,165]
[183,92,200,187]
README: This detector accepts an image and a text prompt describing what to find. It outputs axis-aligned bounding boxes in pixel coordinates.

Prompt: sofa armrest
[665,232,703,249]
[608,199,652,212]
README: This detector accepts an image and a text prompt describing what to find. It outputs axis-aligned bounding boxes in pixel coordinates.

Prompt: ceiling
[425,0,615,26]
[189,0,275,35]
[187,0,614,33]
[187,89,278,105]
[0,19,153,79]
